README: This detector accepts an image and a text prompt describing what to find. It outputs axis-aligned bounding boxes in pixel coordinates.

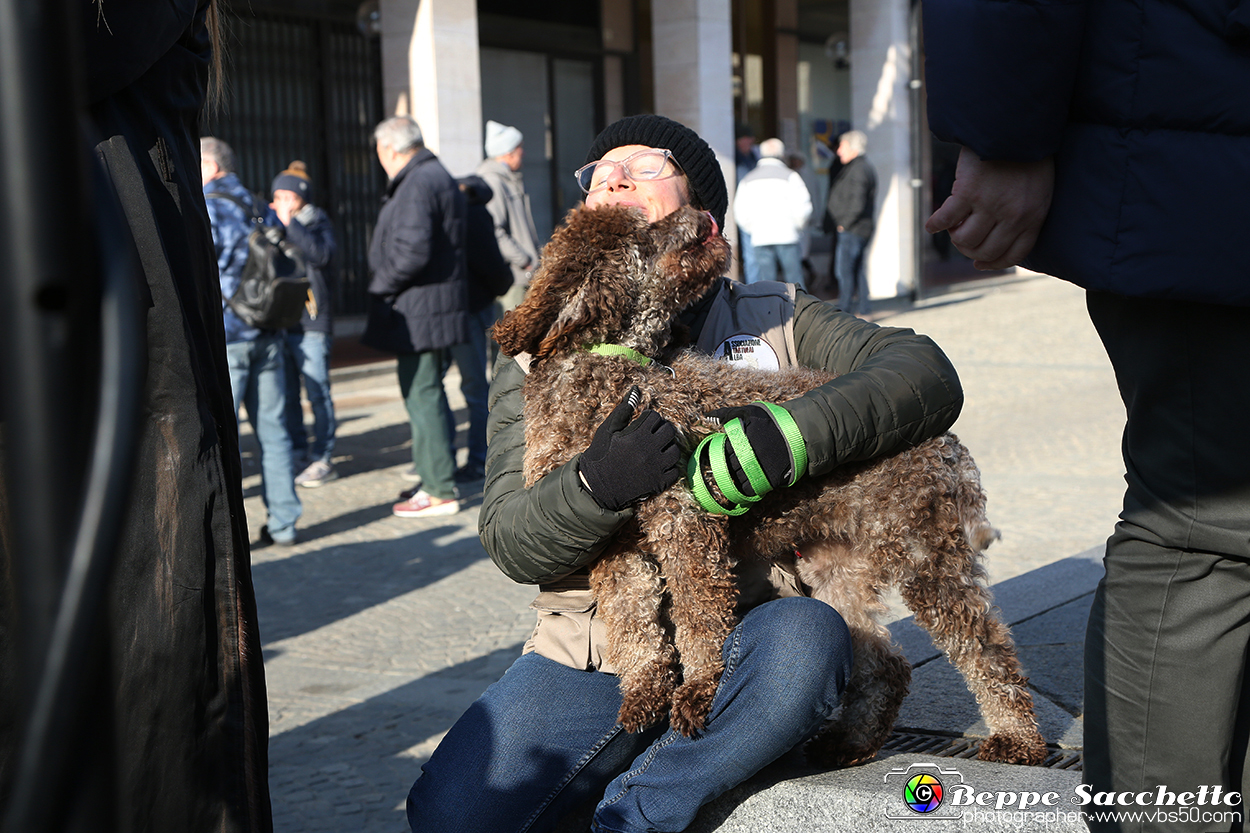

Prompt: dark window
[477,0,599,28]
[203,11,386,317]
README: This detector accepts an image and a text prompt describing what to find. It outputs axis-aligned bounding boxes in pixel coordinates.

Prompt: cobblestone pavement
[237,272,1125,832]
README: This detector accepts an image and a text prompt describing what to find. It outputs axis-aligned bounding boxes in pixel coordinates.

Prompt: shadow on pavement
[253,523,490,643]
[268,644,526,832]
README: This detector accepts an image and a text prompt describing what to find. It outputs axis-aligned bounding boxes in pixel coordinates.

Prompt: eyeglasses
[574,149,683,195]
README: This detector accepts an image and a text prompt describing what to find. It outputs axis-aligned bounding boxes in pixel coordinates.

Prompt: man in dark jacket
[825,129,876,316]
[923,2,1250,829]
[447,175,513,483]
[264,162,339,489]
[362,115,470,517]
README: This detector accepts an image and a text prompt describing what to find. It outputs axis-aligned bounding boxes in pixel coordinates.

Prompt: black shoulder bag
[206,191,310,331]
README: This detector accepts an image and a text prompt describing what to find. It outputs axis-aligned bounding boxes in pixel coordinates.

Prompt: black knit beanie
[584,114,728,229]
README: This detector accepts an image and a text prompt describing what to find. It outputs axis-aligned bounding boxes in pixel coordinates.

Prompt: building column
[379,0,483,176]
[850,0,917,299]
[650,0,736,232]
[772,0,800,152]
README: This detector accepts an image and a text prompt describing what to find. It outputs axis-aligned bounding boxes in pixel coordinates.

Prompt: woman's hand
[703,404,793,495]
[578,387,682,511]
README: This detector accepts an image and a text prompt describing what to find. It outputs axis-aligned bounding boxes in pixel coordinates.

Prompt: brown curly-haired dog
[493,204,1047,768]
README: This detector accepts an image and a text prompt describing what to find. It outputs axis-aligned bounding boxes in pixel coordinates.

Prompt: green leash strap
[723,417,772,498]
[584,343,653,366]
[688,401,809,515]
[757,402,808,486]
[688,434,750,515]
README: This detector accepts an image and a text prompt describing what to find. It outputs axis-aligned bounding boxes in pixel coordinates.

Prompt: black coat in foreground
[0,1,273,831]
[924,0,1250,306]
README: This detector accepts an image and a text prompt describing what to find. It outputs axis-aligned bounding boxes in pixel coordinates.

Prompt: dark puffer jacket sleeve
[479,295,964,585]
[479,356,635,584]
[781,292,963,477]
[923,0,1087,162]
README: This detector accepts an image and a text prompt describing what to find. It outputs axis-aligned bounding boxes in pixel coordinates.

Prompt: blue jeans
[738,228,760,284]
[283,330,336,464]
[754,243,806,289]
[835,231,870,315]
[406,597,852,833]
[226,334,302,540]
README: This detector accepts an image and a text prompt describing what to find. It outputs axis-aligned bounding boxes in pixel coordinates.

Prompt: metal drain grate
[884,730,1084,771]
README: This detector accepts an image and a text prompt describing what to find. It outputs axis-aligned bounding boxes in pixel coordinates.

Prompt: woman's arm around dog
[784,292,965,476]
[479,356,640,584]
[480,297,964,584]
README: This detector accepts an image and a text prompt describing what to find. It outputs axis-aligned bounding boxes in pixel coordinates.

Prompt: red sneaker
[392,490,460,518]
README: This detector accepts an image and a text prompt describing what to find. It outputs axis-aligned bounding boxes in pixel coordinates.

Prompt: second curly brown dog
[494,204,1047,767]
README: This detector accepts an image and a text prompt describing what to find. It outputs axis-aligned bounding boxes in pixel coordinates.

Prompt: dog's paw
[977,732,1048,766]
[803,724,882,769]
[669,679,718,737]
[618,696,665,734]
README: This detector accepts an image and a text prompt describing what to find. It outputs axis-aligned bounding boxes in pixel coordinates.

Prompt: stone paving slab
[235,273,1124,832]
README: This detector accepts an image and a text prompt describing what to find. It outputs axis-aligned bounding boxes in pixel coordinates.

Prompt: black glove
[579,386,682,511]
[704,404,793,497]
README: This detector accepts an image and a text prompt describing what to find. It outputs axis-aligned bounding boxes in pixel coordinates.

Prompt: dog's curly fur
[493,204,1047,767]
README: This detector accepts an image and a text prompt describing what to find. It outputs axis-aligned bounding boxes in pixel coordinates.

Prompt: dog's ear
[644,208,732,315]
[492,207,588,357]
[536,274,625,357]
[492,301,552,358]
[494,205,638,359]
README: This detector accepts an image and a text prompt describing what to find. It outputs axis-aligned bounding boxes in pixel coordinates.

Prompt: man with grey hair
[732,137,813,287]
[202,136,302,546]
[826,129,877,316]
[475,119,540,314]
[362,115,470,518]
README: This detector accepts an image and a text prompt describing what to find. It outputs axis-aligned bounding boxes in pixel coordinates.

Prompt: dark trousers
[397,350,457,500]
[1083,290,1250,832]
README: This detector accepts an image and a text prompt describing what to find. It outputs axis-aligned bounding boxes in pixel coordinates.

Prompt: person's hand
[271,191,302,226]
[703,404,794,496]
[579,386,682,511]
[925,146,1054,270]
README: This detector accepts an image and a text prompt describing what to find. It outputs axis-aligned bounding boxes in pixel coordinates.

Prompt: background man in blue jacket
[922,2,1250,829]
[203,136,302,547]
[362,116,470,518]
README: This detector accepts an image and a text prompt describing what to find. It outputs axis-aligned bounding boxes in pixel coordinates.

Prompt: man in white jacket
[732,138,812,287]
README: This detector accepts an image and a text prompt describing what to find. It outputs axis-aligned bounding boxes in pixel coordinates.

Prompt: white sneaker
[295,459,338,488]
[392,490,460,518]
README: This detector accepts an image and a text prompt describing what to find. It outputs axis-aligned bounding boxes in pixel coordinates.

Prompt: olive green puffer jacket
[479,281,964,585]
